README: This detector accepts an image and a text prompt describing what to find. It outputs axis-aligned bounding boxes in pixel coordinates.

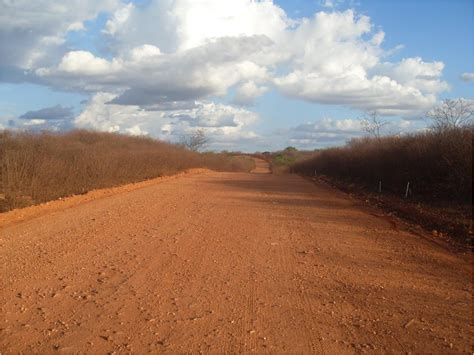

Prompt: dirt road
[1,160,472,353]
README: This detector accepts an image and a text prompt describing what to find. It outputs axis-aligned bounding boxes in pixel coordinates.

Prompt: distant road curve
[251,157,271,174]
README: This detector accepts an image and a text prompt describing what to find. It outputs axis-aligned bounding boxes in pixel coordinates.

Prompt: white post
[405,182,410,198]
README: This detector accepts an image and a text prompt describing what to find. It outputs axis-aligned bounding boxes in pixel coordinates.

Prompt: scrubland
[292,127,472,202]
[291,127,473,243]
[0,130,254,212]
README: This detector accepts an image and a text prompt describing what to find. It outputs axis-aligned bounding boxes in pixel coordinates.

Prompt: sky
[0,0,473,151]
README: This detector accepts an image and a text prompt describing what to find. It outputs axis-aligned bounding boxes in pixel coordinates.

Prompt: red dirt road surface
[1,160,472,353]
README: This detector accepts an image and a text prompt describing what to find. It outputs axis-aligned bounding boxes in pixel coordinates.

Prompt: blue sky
[0,0,472,151]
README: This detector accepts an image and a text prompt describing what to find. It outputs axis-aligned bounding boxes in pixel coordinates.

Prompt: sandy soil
[0,160,472,353]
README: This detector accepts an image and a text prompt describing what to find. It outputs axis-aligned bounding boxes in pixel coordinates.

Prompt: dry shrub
[0,130,254,212]
[292,127,473,203]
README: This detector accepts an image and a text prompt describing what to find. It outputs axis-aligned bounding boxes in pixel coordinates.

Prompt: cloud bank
[1,0,452,148]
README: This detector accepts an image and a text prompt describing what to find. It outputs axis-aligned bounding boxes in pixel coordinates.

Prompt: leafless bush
[427,98,474,132]
[292,127,473,203]
[180,129,209,151]
[359,110,388,138]
[0,130,254,212]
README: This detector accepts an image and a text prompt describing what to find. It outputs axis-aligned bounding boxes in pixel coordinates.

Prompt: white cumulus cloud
[38,36,272,106]
[0,0,119,69]
[234,81,269,105]
[283,117,363,148]
[273,10,448,115]
[75,92,260,149]
[36,5,447,116]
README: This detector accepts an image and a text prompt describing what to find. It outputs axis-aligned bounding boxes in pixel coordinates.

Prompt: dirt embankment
[1,162,471,353]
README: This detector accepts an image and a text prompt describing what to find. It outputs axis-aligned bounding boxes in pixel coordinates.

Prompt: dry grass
[0,130,255,212]
[292,127,473,204]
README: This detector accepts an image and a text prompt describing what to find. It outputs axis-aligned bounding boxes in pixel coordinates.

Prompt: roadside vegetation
[292,127,472,203]
[257,147,318,174]
[291,99,473,244]
[0,130,255,212]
